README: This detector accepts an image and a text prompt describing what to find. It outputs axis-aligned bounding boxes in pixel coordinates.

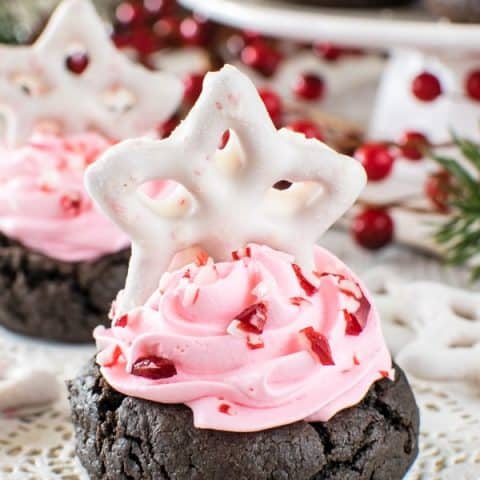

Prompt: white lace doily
[1,230,479,479]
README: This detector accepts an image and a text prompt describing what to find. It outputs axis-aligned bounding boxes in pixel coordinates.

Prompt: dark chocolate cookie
[0,234,129,343]
[425,0,480,22]
[68,359,419,480]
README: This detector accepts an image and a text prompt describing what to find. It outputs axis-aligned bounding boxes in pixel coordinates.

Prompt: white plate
[179,0,480,51]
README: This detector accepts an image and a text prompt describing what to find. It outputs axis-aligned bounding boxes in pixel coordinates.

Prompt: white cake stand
[179,0,480,50]
[179,0,480,143]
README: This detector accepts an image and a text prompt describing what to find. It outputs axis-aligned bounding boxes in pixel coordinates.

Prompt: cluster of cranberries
[111,0,215,59]
[351,130,453,251]
[411,70,480,102]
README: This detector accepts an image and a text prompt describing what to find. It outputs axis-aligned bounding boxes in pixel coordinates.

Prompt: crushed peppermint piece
[292,264,317,296]
[299,327,335,365]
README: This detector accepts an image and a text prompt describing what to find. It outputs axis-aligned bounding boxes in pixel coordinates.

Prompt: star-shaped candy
[86,65,366,312]
[0,0,183,147]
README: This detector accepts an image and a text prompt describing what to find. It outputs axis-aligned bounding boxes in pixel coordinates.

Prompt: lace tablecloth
[1,230,479,480]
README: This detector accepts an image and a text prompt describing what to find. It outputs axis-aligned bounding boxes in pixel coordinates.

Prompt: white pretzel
[364,269,480,384]
[0,0,183,147]
[86,65,366,312]
[0,359,59,413]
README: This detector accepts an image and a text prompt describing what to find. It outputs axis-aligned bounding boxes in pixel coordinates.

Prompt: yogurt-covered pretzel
[86,65,366,312]
[365,269,480,384]
[0,359,58,414]
[0,0,182,147]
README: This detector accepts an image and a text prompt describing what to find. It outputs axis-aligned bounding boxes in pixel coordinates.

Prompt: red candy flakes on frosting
[218,403,232,415]
[292,264,317,296]
[103,345,123,367]
[343,310,363,336]
[195,251,209,266]
[60,193,82,217]
[289,296,311,306]
[114,314,129,328]
[227,302,268,349]
[132,356,177,379]
[300,327,335,365]
[236,302,267,334]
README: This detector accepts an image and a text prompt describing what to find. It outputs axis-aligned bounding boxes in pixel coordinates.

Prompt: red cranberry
[465,70,480,102]
[130,27,158,56]
[240,41,281,77]
[354,143,395,182]
[183,73,205,104]
[111,31,132,49]
[115,2,143,27]
[153,17,180,44]
[292,264,317,296]
[144,0,175,18]
[352,208,394,250]
[65,52,89,75]
[293,73,325,101]
[132,356,177,379]
[258,88,283,126]
[314,42,343,62]
[157,115,179,138]
[179,16,212,46]
[226,34,246,57]
[287,120,324,141]
[424,171,451,212]
[411,72,442,102]
[242,30,262,43]
[300,327,335,365]
[398,131,429,161]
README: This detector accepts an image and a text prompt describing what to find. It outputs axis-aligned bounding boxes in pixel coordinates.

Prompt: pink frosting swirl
[95,244,392,432]
[0,132,129,261]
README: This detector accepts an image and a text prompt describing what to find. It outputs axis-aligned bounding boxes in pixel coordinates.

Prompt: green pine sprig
[432,134,480,280]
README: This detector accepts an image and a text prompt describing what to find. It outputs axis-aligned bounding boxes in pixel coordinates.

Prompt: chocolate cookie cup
[68,359,419,480]
[0,233,129,343]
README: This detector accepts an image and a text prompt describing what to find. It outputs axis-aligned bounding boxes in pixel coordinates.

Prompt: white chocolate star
[0,0,183,147]
[86,65,366,312]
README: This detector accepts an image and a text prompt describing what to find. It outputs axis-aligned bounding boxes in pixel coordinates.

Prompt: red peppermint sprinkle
[235,302,267,334]
[379,370,390,379]
[219,130,230,149]
[231,246,252,260]
[300,327,335,365]
[218,403,232,414]
[290,296,310,306]
[182,269,191,279]
[195,251,209,266]
[247,334,265,350]
[353,355,360,366]
[115,314,128,328]
[104,345,123,367]
[292,264,317,296]
[344,310,363,336]
[60,193,82,217]
[193,288,200,304]
[132,356,177,380]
